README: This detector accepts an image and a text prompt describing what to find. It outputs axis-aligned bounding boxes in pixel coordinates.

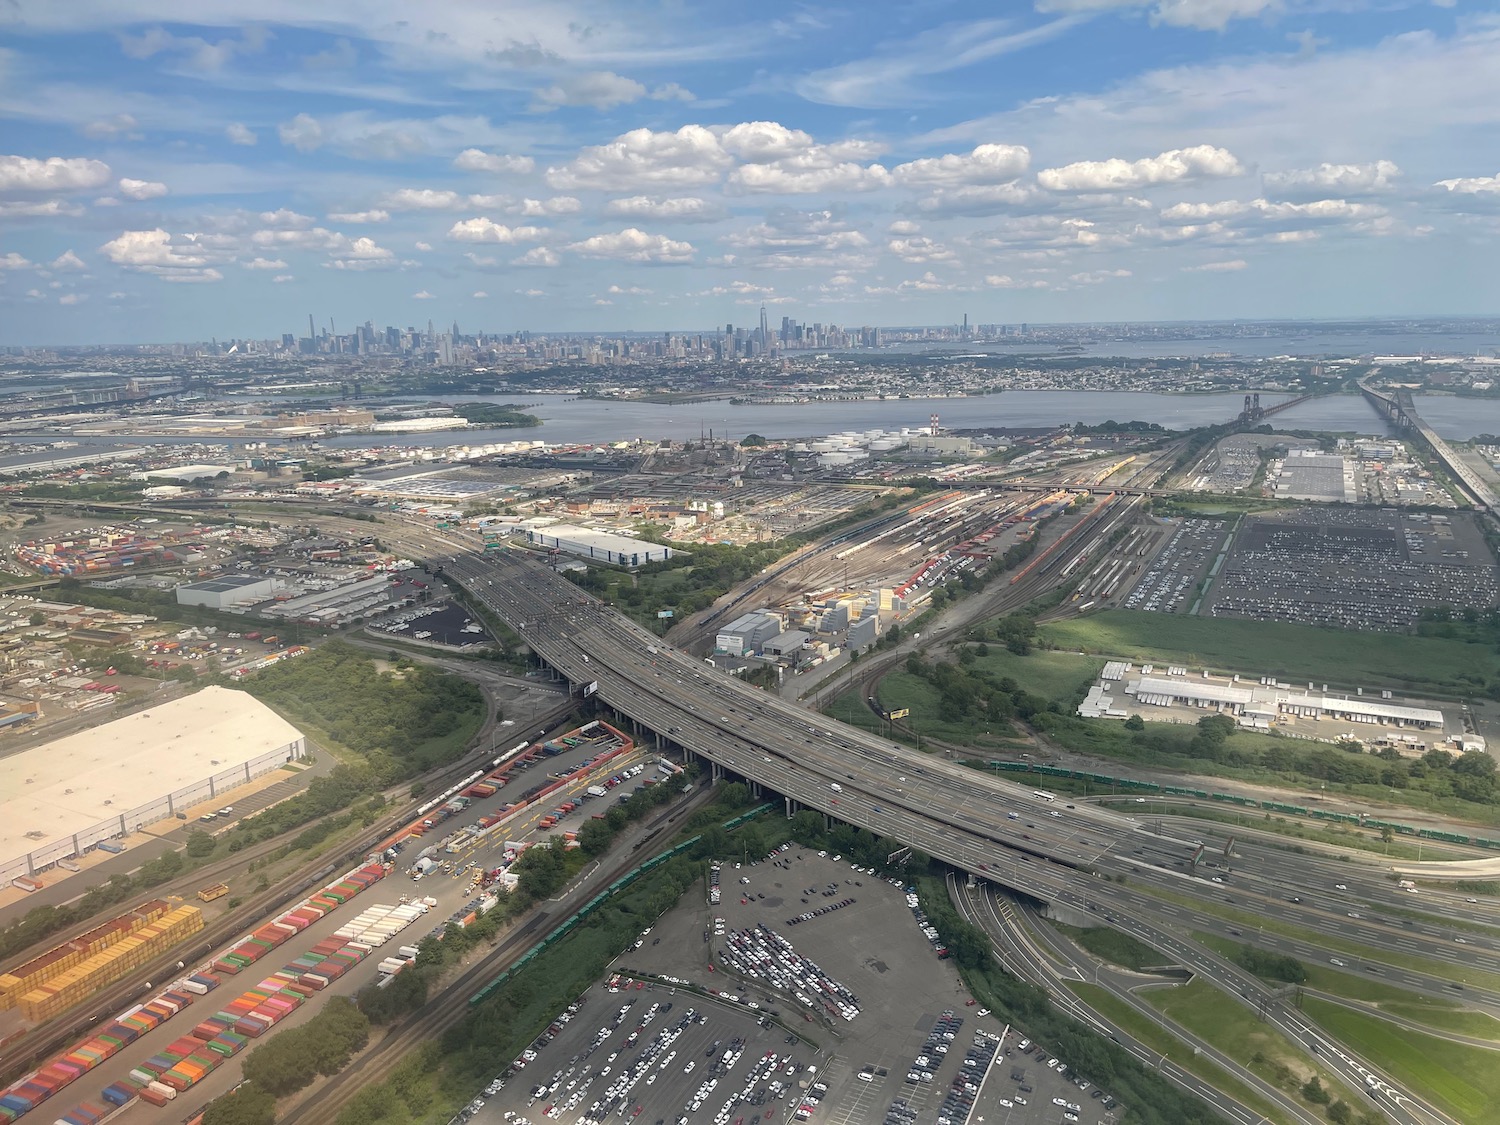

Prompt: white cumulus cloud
[547,125,731,191]
[1038,144,1244,191]
[567,228,694,263]
[327,209,390,224]
[729,160,891,194]
[892,144,1031,186]
[1435,172,1500,194]
[453,149,535,175]
[512,247,561,267]
[0,155,113,194]
[98,228,224,282]
[604,196,723,222]
[243,257,287,270]
[413,289,436,299]
[514,196,582,216]
[226,122,257,146]
[718,122,882,165]
[1264,160,1401,197]
[382,188,463,211]
[0,252,32,270]
[51,250,86,271]
[447,218,549,243]
[118,178,168,201]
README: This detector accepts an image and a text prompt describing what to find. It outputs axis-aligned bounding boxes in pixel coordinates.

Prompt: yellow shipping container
[16,907,203,1022]
[0,901,169,1009]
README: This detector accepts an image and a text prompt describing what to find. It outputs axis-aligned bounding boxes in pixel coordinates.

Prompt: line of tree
[1232,944,1308,983]
[238,996,370,1098]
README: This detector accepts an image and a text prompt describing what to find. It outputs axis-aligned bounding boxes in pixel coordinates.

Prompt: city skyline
[1,1,1498,345]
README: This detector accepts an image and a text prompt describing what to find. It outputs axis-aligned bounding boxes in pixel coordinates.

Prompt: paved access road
[419,541,1449,1125]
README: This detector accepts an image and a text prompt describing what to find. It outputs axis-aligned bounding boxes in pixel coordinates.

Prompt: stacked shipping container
[0,862,384,1121]
[0,901,170,1010]
[16,907,203,1022]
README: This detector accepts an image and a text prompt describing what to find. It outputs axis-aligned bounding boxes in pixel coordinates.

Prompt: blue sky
[1,0,1498,344]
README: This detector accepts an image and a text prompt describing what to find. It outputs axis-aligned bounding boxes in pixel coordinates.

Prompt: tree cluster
[240,996,369,1097]
[201,1084,276,1125]
[901,646,1052,731]
[244,642,483,779]
[1232,945,1308,983]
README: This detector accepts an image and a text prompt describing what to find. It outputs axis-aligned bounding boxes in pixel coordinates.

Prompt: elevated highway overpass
[1360,378,1498,512]
[420,539,1470,1124]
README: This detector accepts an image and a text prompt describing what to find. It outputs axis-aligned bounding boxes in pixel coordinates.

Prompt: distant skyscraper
[759,305,770,353]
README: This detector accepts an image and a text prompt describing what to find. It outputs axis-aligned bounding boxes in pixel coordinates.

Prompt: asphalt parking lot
[461,849,1123,1125]
[467,981,813,1125]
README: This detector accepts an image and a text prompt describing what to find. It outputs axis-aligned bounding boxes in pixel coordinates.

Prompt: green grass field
[1041,609,1497,694]
[971,646,1104,700]
[1193,932,1500,1039]
[1064,982,1295,1125]
[1145,980,1368,1113]
[1054,923,1168,972]
[1301,996,1500,1125]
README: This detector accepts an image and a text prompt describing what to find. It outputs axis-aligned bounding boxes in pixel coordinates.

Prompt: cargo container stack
[16,906,203,1021]
[0,901,170,1010]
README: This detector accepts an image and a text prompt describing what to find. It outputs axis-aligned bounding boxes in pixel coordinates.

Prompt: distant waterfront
[872,329,1500,360]
[25,389,1500,449]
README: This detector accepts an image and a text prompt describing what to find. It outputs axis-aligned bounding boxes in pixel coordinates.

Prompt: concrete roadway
[422,542,1444,1125]
[951,875,1325,1125]
[347,519,1462,1125]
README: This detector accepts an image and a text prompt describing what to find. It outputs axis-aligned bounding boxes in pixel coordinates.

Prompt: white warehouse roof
[0,687,306,880]
[1131,676,1255,705]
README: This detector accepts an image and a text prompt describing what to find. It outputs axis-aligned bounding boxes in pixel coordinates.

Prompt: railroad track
[275,797,712,1125]
[0,697,574,1085]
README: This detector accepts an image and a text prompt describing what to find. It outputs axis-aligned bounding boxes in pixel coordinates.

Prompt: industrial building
[0,687,306,884]
[1270,450,1357,503]
[1084,664,1448,733]
[175,574,279,610]
[524,525,679,568]
[714,610,784,656]
[763,629,810,657]
[258,574,392,624]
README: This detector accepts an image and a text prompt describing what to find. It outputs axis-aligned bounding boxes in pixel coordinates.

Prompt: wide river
[322,390,1424,448]
[17,390,1500,449]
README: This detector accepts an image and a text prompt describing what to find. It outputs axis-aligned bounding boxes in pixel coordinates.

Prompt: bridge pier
[785,796,794,819]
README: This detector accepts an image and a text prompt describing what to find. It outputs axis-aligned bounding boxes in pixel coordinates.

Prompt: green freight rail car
[985,761,1500,851]
[468,803,774,1008]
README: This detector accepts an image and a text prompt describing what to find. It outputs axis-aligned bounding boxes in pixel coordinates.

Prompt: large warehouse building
[524,525,679,568]
[175,573,279,609]
[0,687,306,884]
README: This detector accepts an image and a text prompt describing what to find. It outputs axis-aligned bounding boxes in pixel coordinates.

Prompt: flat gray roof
[180,574,270,593]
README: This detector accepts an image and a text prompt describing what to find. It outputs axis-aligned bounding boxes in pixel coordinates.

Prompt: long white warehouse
[0,686,306,884]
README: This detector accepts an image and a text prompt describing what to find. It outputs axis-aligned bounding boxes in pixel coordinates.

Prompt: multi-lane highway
[415,538,1466,1125]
